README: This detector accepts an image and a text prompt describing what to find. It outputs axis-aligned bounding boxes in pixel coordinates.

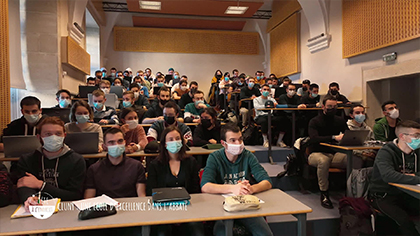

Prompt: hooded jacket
[373,117,400,142]
[369,139,420,195]
[15,145,86,203]
[0,115,47,142]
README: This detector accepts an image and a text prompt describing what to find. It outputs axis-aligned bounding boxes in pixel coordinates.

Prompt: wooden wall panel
[270,12,300,77]
[113,27,259,55]
[267,0,301,33]
[0,0,11,131]
[343,0,420,58]
[61,37,90,75]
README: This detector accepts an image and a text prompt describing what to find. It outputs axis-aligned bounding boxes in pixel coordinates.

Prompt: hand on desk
[251,95,257,99]
[232,180,252,195]
[126,143,139,153]
[298,104,307,108]
[193,118,201,123]
[99,119,109,124]
[24,196,41,212]
[209,139,217,144]
[334,133,344,142]
[17,172,43,189]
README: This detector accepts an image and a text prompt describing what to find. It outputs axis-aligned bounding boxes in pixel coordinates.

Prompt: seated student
[95,70,103,82]
[254,70,265,86]
[147,102,193,146]
[297,79,311,96]
[265,78,275,97]
[54,89,71,108]
[16,117,86,209]
[178,81,198,109]
[239,77,260,127]
[347,105,376,167]
[142,86,182,124]
[172,79,189,100]
[65,100,103,152]
[274,77,291,98]
[184,90,210,123]
[129,83,150,109]
[150,75,167,98]
[118,108,147,153]
[98,79,111,94]
[133,75,151,93]
[278,83,306,108]
[279,76,291,88]
[218,72,232,106]
[113,77,127,90]
[171,75,188,94]
[254,84,288,148]
[0,96,46,152]
[327,82,351,105]
[269,74,278,88]
[91,89,119,125]
[86,77,97,86]
[0,163,13,207]
[168,71,181,87]
[307,96,348,209]
[147,126,204,236]
[85,127,146,198]
[193,108,221,147]
[369,120,420,236]
[374,100,400,142]
[300,83,320,108]
[201,124,273,236]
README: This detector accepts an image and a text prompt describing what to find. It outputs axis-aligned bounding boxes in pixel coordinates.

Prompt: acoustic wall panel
[61,37,90,75]
[270,12,300,77]
[267,0,301,33]
[0,0,11,131]
[114,27,259,55]
[343,0,420,58]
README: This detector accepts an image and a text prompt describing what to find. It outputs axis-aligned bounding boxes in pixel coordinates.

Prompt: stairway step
[251,145,294,163]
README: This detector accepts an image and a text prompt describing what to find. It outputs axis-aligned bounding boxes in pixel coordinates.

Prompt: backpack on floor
[339,197,375,236]
[277,137,311,178]
[346,167,373,199]
[242,122,262,145]
[276,153,300,178]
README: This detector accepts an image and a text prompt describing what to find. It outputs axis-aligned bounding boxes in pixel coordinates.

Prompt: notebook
[72,194,119,211]
[152,187,191,203]
[11,198,61,219]
[3,136,41,158]
[64,132,99,154]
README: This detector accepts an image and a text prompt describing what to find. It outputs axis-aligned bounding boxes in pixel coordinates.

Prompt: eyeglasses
[404,133,420,139]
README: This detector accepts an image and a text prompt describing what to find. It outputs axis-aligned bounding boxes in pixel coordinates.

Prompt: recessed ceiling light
[225,6,249,15]
[139,1,161,10]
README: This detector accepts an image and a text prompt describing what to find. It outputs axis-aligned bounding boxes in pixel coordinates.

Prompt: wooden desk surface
[0,146,255,161]
[320,143,383,151]
[389,183,420,194]
[0,189,312,236]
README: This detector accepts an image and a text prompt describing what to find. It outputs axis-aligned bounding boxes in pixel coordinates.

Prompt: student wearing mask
[255,71,265,86]
[116,71,124,79]
[150,75,167,98]
[232,69,239,78]
[347,105,376,167]
[16,117,86,209]
[374,100,401,142]
[184,90,210,123]
[143,87,179,124]
[147,126,204,236]
[278,84,305,108]
[133,74,151,92]
[118,91,146,121]
[118,108,147,153]
[265,78,276,97]
[113,77,128,90]
[235,74,246,90]
[369,120,420,235]
[109,67,117,78]
[179,81,199,109]
[86,77,97,86]
[165,67,174,84]
[65,100,103,152]
[169,71,181,87]
[172,79,189,100]
[171,74,187,94]
[147,102,193,146]
[201,124,273,236]
[327,82,350,104]
[209,70,223,106]
[129,84,150,109]
[274,77,291,98]
[144,68,155,83]
[91,90,119,125]
[95,70,103,82]
[239,77,261,127]
[0,96,46,152]
[297,79,311,96]
[54,89,71,108]
[269,74,278,87]
[300,83,320,108]
[307,96,348,209]
[193,108,221,146]
[99,80,111,94]
[85,127,146,198]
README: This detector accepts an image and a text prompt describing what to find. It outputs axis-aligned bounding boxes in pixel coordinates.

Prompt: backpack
[339,197,375,236]
[242,122,262,145]
[346,167,373,199]
[276,153,300,178]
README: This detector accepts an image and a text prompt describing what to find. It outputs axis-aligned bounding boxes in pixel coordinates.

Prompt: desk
[0,189,312,236]
[100,123,199,129]
[320,143,382,178]
[0,146,255,161]
[389,183,420,199]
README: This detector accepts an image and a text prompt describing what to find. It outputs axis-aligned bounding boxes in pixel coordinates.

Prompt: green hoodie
[373,117,400,142]
[370,139,420,195]
[200,148,272,187]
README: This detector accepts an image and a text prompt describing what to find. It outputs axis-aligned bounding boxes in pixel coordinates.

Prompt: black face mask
[190,88,197,94]
[216,74,222,79]
[325,108,337,116]
[330,90,338,95]
[164,115,175,125]
[96,75,102,79]
[160,99,169,106]
[201,118,212,129]
[303,87,308,91]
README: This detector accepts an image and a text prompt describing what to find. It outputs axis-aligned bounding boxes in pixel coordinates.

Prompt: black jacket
[278,94,301,107]
[0,164,13,207]
[240,86,260,108]
[1,115,47,142]
[193,123,221,146]
[179,93,194,109]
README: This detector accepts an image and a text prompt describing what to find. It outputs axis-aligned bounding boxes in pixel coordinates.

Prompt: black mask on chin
[201,118,212,129]
[164,115,175,125]
[160,99,169,106]
[325,108,337,117]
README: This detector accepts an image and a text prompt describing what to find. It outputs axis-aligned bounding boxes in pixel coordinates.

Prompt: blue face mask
[59,99,70,108]
[238,82,243,86]
[94,102,104,110]
[224,77,229,82]
[195,100,204,106]
[269,84,272,88]
[158,82,164,87]
[123,101,132,108]
[262,91,270,97]
[248,82,254,88]
[76,114,90,124]
[108,144,125,158]
[354,114,366,124]
[311,93,318,98]
[257,76,261,80]
[166,140,183,154]
[407,137,420,150]
[174,75,179,79]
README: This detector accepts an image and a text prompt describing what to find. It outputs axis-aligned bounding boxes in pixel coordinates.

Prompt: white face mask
[134,92,140,99]
[42,135,64,152]
[126,119,138,130]
[225,142,245,156]
[101,88,110,94]
[24,113,41,124]
[181,86,188,91]
[388,109,399,119]
[287,90,296,97]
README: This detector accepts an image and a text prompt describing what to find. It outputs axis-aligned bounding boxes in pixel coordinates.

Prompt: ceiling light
[225,6,249,15]
[139,1,161,10]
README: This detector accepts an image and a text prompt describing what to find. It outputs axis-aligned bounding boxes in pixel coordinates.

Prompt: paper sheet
[11,198,60,219]
[72,194,119,211]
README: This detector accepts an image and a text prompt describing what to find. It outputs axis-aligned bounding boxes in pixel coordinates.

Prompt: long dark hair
[69,100,93,122]
[158,126,188,163]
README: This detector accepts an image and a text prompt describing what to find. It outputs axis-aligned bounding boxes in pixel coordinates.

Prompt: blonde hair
[99,80,110,87]
[92,89,105,98]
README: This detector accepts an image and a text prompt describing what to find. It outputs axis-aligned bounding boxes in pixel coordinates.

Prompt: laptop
[336,130,370,146]
[3,136,41,158]
[64,132,99,154]
[79,86,98,98]
[152,187,191,203]
[110,86,124,98]
[42,108,70,123]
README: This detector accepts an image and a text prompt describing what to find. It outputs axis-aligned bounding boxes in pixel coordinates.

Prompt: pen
[38,191,41,204]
